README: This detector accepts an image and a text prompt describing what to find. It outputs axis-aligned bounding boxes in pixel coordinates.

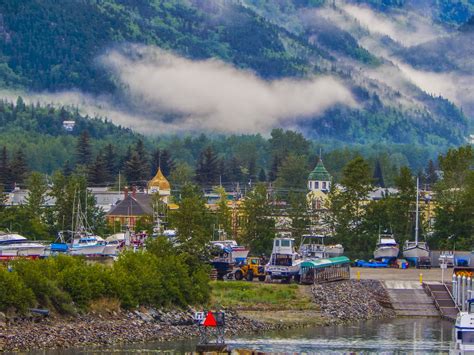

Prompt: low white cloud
[340,3,443,47]
[0,46,356,135]
[96,45,355,133]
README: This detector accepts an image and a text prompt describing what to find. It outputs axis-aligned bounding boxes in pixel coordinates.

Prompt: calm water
[33,317,453,354]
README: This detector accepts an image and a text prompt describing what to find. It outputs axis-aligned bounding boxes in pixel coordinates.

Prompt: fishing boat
[452,295,474,354]
[105,232,125,255]
[266,235,302,282]
[53,191,106,257]
[299,234,327,259]
[403,178,430,264]
[374,231,399,260]
[299,234,343,259]
[68,234,106,256]
[325,243,344,258]
[0,232,46,259]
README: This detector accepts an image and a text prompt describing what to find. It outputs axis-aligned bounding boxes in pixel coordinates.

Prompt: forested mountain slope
[0,0,471,148]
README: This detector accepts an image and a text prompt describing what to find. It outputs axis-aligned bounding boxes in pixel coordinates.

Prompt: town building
[106,168,172,230]
[307,158,332,211]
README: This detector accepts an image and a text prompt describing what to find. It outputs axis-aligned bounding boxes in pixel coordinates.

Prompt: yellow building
[306,158,332,233]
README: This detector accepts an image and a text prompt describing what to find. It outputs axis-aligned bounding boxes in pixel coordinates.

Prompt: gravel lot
[351,267,454,282]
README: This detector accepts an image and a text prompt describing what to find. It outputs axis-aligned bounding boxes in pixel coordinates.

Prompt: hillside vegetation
[0,0,470,147]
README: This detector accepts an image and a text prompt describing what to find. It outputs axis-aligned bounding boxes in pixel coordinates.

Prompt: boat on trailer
[403,178,430,265]
[266,236,302,282]
[374,232,399,260]
[0,232,45,259]
[299,234,344,260]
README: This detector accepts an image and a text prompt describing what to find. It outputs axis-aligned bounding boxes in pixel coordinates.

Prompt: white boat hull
[326,245,344,257]
[403,244,430,260]
[374,246,399,260]
[0,244,45,257]
[69,245,105,256]
[266,262,302,278]
[103,244,119,256]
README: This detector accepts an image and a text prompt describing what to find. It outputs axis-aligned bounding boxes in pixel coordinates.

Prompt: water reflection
[28,317,453,354]
[228,318,452,354]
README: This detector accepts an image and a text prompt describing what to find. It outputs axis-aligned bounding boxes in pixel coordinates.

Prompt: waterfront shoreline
[1,280,395,352]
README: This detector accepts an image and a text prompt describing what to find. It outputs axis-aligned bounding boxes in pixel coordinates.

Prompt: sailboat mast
[415,177,419,245]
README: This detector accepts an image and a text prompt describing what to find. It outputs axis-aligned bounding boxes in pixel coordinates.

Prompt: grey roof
[107,194,153,216]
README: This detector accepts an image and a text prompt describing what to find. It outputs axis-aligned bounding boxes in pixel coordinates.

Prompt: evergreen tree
[195,146,219,187]
[104,143,117,178]
[25,172,48,215]
[62,160,73,177]
[76,130,92,166]
[150,148,161,177]
[124,151,144,187]
[88,151,109,185]
[258,168,267,182]
[151,148,175,178]
[160,149,175,177]
[10,149,28,186]
[247,157,257,184]
[228,156,242,183]
[0,146,10,190]
[373,160,385,188]
[135,139,147,161]
[121,145,133,172]
[425,159,438,187]
[268,156,280,182]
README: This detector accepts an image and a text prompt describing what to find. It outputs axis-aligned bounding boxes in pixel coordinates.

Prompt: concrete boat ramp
[423,282,459,321]
[383,281,440,317]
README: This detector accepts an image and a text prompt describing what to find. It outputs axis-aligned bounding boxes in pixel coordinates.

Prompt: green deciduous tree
[48,172,105,235]
[274,154,309,190]
[327,156,374,258]
[169,184,213,259]
[287,191,310,246]
[433,146,474,250]
[240,183,275,255]
[214,186,232,237]
[169,162,194,188]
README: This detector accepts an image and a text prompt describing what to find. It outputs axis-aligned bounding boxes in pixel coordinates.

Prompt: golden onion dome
[148,168,171,191]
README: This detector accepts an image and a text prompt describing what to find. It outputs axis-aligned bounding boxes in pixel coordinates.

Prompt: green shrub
[0,239,212,313]
[0,266,34,313]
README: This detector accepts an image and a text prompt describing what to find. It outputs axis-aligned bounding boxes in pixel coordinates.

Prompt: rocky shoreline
[0,280,395,352]
[311,279,396,322]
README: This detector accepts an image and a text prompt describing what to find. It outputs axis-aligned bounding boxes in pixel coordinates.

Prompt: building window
[315,181,319,189]
[309,181,312,189]
[322,181,327,190]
